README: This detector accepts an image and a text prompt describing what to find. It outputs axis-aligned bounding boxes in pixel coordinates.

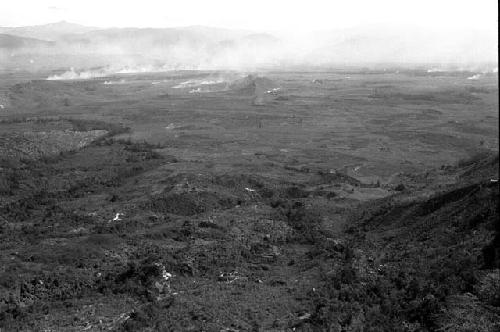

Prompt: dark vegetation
[308,159,499,330]
[0,71,498,331]
[1,140,497,331]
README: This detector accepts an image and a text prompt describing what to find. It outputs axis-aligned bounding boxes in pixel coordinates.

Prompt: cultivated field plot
[0,69,498,331]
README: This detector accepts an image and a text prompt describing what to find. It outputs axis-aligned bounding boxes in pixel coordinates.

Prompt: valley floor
[0,69,498,331]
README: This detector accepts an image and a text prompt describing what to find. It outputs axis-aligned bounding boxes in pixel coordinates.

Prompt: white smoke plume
[5,23,490,77]
[46,67,109,80]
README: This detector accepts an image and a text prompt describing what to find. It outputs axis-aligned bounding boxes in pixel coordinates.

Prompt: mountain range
[0,21,497,71]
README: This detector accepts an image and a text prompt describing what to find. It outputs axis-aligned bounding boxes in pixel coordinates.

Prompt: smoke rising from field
[1,23,497,75]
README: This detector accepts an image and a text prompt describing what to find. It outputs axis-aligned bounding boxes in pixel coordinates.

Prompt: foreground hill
[0,112,497,331]
[307,152,499,330]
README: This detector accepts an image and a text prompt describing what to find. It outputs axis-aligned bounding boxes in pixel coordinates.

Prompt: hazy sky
[1,0,498,32]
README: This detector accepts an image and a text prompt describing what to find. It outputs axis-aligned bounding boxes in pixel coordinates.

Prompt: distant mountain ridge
[0,21,497,71]
[0,34,54,49]
[0,21,96,41]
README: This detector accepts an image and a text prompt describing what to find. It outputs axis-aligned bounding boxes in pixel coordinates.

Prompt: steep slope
[308,152,499,331]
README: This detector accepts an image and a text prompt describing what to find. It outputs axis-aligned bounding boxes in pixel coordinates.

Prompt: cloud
[48,6,66,11]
